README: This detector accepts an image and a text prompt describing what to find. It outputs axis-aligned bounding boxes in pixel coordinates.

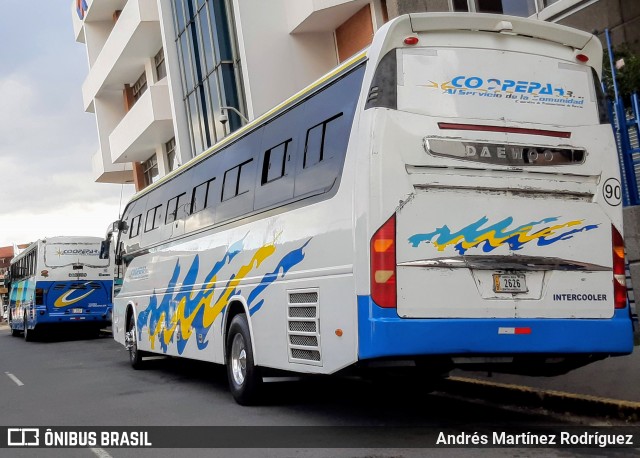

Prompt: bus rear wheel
[226,314,262,405]
[127,313,144,369]
[9,313,20,337]
[23,315,36,342]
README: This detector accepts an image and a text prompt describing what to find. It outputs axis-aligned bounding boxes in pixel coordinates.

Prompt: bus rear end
[360,13,633,375]
[37,238,113,331]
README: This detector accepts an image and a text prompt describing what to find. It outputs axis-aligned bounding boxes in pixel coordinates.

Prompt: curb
[440,376,640,422]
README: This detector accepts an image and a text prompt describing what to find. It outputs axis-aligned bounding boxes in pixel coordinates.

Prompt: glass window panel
[197,85,212,148]
[191,180,210,213]
[263,142,287,184]
[166,193,186,224]
[191,17,205,82]
[206,177,218,208]
[320,114,344,161]
[130,215,141,238]
[452,0,469,11]
[145,207,157,232]
[174,0,186,33]
[237,160,254,195]
[209,0,233,63]
[475,0,536,16]
[202,79,219,145]
[188,92,205,155]
[222,166,239,201]
[180,33,194,92]
[185,0,196,21]
[154,205,164,228]
[304,125,323,168]
[199,9,214,74]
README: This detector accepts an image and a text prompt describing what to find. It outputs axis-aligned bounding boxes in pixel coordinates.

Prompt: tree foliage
[602,44,640,103]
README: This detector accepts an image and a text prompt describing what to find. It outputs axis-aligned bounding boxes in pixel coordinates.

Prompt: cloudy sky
[0,1,134,249]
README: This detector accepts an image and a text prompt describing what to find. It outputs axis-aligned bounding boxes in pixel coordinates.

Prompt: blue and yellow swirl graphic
[408,216,598,255]
[137,237,310,354]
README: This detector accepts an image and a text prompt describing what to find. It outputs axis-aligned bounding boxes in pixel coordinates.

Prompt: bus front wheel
[226,314,262,405]
[127,313,144,369]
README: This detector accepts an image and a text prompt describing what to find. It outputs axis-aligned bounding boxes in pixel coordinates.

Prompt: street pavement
[1,320,638,404]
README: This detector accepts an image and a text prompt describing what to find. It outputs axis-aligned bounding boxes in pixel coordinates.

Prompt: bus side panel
[9,278,35,330]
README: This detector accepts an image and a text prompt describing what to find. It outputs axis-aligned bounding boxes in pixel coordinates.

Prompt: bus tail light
[612,226,627,309]
[35,288,44,306]
[371,214,396,308]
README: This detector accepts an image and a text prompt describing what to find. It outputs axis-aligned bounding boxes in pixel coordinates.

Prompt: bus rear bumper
[37,311,111,326]
[357,296,634,361]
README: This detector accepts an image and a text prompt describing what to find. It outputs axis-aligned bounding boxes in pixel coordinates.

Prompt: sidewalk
[456,348,640,403]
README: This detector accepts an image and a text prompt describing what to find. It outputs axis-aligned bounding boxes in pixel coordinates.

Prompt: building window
[132,71,148,103]
[452,0,538,16]
[166,137,178,171]
[172,0,245,157]
[452,0,470,11]
[142,155,159,186]
[155,48,167,81]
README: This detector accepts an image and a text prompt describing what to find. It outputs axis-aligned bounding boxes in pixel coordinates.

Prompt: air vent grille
[287,289,321,366]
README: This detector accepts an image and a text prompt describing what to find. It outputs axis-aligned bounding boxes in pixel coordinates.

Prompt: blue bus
[9,236,113,340]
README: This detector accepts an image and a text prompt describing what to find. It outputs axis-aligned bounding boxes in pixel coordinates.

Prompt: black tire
[23,314,36,342]
[127,313,144,369]
[226,314,262,405]
[9,312,20,337]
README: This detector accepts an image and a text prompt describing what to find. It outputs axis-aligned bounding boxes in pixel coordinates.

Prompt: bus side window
[130,215,141,238]
[145,205,162,232]
[191,178,215,214]
[166,193,187,224]
[222,159,254,201]
[262,140,290,184]
[303,113,343,168]
[295,113,345,197]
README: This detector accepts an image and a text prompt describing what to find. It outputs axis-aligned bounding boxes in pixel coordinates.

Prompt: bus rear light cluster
[371,214,397,308]
[404,36,419,45]
[612,225,627,309]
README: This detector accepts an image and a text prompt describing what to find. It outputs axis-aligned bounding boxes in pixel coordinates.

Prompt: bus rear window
[44,243,109,268]
[396,48,599,127]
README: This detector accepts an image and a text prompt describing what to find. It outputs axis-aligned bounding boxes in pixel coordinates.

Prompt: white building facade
[72,0,616,192]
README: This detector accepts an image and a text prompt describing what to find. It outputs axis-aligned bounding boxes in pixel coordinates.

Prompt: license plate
[72,308,84,314]
[493,274,527,293]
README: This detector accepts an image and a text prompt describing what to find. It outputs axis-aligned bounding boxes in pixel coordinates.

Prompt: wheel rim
[231,333,247,386]
[129,330,137,361]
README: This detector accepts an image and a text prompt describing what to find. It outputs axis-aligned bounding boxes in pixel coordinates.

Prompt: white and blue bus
[9,236,114,340]
[106,13,633,404]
